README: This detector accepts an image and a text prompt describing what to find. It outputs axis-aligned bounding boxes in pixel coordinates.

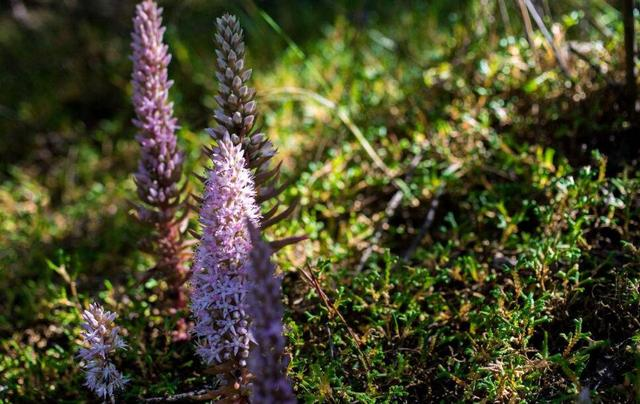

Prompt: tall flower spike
[207,14,297,228]
[247,224,296,404]
[131,0,189,308]
[78,303,128,400]
[190,133,260,398]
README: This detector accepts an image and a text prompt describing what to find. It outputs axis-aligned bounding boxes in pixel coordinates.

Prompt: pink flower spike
[131,0,189,307]
[190,133,260,367]
[78,303,128,400]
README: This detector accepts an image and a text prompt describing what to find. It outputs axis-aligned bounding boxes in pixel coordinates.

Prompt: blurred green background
[1,0,639,402]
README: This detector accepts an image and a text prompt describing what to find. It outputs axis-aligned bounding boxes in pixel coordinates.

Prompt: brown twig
[143,383,248,403]
[523,0,572,79]
[299,265,371,370]
[143,386,216,402]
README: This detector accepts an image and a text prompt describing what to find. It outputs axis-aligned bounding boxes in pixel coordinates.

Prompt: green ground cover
[1,1,639,402]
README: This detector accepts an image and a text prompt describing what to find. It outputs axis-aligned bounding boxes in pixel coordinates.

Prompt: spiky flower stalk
[131,0,189,308]
[187,14,306,400]
[78,303,128,401]
[247,224,296,404]
[191,133,260,397]
[209,15,267,175]
[209,13,304,249]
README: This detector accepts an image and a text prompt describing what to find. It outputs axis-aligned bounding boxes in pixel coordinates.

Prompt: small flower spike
[78,303,128,400]
[131,0,190,307]
[247,223,296,404]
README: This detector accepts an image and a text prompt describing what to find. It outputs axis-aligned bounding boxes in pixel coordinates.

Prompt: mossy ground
[1,1,639,402]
